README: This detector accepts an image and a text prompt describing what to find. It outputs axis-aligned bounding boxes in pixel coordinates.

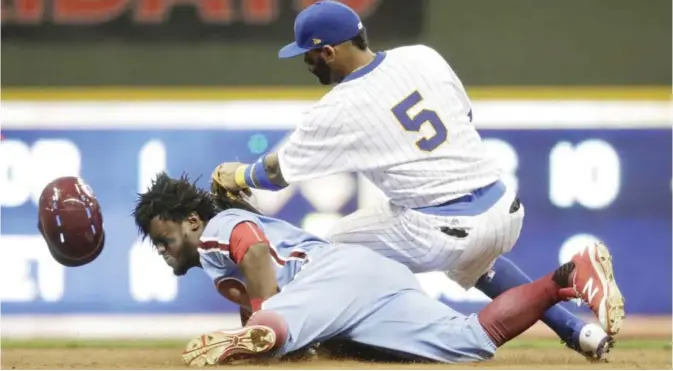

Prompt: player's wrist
[234,165,251,189]
[248,155,286,191]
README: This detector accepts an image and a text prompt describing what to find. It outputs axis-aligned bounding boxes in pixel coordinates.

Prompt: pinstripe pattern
[277,44,501,209]
[278,44,517,288]
[329,185,524,289]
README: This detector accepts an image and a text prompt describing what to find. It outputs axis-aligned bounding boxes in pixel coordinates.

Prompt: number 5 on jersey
[392,91,447,152]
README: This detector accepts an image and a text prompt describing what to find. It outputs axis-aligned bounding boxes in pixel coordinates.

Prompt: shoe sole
[589,242,626,335]
[182,326,276,366]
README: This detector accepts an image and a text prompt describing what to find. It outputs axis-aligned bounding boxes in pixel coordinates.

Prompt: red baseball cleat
[182,325,276,366]
[560,242,625,335]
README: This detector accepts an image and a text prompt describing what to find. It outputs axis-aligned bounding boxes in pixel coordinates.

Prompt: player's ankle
[552,262,575,288]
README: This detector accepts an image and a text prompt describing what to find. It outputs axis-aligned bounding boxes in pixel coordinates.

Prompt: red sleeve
[229,221,269,264]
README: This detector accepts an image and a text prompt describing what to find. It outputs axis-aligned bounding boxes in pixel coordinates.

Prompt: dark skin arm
[251,153,288,188]
[238,242,279,307]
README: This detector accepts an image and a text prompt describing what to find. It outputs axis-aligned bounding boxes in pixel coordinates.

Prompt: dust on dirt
[3,317,671,369]
[3,347,671,370]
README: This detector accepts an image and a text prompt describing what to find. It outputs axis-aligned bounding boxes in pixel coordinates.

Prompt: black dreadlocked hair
[132,172,217,239]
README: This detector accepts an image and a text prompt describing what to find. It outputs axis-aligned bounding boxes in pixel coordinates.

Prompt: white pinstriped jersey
[277,45,502,209]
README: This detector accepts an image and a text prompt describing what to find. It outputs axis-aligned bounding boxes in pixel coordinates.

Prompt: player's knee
[247,310,289,349]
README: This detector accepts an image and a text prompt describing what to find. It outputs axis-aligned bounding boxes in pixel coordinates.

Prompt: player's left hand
[211,161,252,198]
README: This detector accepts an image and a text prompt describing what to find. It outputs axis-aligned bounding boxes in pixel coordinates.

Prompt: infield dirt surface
[3,317,671,369]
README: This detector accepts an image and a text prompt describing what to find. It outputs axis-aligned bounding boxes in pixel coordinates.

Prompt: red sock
[247,310,289,349]
[478,271,563,347]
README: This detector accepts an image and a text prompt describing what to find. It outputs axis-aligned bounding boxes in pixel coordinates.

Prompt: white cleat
[574,323,614,362]
[182,325,276,366]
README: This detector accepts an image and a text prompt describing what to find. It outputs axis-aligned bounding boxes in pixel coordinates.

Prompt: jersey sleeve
[198,209,266,284]
[277,98,363,183]
[228,221,269,264]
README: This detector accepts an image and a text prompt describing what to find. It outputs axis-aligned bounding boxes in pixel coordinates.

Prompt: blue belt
[414,180,506,217]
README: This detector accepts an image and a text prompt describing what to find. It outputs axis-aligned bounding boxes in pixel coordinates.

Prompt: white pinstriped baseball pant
[327,184,525,289]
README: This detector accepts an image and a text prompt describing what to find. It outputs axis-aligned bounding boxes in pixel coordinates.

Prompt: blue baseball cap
[278,0,363,59]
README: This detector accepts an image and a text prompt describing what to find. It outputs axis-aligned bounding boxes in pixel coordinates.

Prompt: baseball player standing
[211,0,624,360]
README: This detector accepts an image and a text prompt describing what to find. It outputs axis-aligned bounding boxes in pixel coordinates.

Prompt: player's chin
[163,255,178,269]
[317,76,333,85]
[309,71,332,85]
[166,257,186,276]
[173,264,190,276]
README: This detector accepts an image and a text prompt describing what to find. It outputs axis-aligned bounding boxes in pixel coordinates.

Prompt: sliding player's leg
[183,244,442,365]
[478,242,625,348]
[476,256,610,358]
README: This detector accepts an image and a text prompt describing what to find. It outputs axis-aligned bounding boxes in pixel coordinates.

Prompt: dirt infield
[4,346,671,370]
[3,317,671,370]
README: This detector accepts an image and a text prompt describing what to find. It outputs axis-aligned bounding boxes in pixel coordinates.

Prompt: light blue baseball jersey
[198,208,326,288]
[195,207,496,364]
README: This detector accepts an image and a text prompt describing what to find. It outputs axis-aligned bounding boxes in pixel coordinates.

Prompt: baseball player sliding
[211,0,624,360]
[134,173,623,365]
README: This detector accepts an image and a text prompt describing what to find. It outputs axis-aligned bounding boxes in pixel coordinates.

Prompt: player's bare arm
[215,279,254,325]
[238,242,280,311]
[229,221,280,312]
